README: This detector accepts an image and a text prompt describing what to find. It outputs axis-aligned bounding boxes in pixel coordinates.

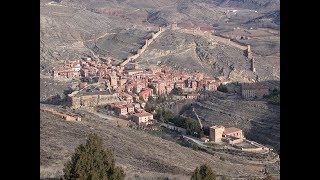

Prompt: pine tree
[191,164,216,180]
[63,133,125,180]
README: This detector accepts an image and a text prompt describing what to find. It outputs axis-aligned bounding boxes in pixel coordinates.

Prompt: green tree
[148,95,154,102]
[139,96,145,102]
[191,164,216,180]
[217,84,228,93]
[133,87,138,94]
[144,102,155,113]
[272,88,279,94]
[203,126,210,136]
[199,130,205,138]
[154,108,166,122]
[264,89,280,105]
[63,133,125,180]
[148,84,157,95]
[157,95,167,103]
[171,88,183,95]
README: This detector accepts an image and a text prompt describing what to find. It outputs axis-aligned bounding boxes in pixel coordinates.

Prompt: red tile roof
[139,88,152,96]
[223,127,242,135]
[133,112,152,117]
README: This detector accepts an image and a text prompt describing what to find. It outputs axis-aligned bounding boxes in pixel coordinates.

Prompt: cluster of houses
[55,56,272,129]
[106,101,157,127]
[52,57,223,96]
[57,56,224,127]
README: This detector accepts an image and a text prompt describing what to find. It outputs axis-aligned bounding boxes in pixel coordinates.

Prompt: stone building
[131,112,154,125]
[170,23,178,30]
[174,81,185,89]
[154,81,166,95]
[53,69,80,79]
[139,88,153,101]
[110,71,118,88]
[241,83,269,99]
[114,105,128,115]
[210,125,244,144]
[209,126,225,143]
[223,127,244,139]
[186,93,199,99]
[68,91,119,108]
[126,104,134,113]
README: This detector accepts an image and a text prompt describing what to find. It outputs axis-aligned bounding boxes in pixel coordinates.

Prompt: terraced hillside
[182,92,280,153]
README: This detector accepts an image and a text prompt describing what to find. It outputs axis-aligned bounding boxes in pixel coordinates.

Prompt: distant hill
[199,0,280,11]
[249,10,280,25]
[244,10,280,29]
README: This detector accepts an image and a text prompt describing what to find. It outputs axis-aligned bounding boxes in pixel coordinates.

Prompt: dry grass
[40,108,272,179]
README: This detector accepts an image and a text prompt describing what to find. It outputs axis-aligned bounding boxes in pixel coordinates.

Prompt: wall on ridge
[120,27,164,66]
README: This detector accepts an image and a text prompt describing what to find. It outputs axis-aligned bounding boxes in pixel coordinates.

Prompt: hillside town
[51,56,224,125]
[40,0,280,179]
[47,56,276,155]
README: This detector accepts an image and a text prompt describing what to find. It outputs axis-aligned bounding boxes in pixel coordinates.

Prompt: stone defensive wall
[238,139,272,153]
[177,26,255,72]
[69,92,120,108]
[120,27,165,66]
[40,107,81,122]
[119,24,249,67]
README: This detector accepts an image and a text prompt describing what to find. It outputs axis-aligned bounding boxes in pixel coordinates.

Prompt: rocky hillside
[40,108,278,179]
[40,0,279,74]
[182,91,280,153]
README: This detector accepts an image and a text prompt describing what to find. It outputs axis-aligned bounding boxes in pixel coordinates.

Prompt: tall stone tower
[247,45,252,59]
[247,45,251,53]
[110,71,117,87]
[251,57,256,73]
[209,126,224,143]
[171,23,178,30]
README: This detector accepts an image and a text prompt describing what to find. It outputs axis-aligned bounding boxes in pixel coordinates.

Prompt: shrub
[171,87,183,95]
[139,96,145,102]
[148,95,154,102]
[217,84,228,93]
[148,84,157,94]
[63,133,125,180]
[191,164,216,180]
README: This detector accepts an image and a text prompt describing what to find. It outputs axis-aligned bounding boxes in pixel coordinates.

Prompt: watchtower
[209,126,224,143]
